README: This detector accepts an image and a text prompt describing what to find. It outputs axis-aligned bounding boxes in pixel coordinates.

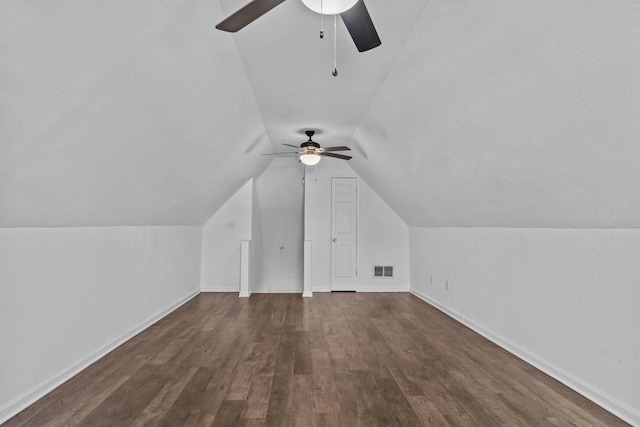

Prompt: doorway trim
[330,177,358,291]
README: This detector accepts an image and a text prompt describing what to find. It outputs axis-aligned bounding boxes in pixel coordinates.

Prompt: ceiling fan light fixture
[301,0,358,15]
[300,153,321,166]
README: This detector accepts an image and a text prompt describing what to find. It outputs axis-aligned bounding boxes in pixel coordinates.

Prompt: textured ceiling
[1,0,639,227]
[352,1,640,227]
[0,0,272,227]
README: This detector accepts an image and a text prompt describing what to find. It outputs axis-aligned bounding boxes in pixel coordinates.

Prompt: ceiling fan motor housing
[301,0,358,15]
[301,141,321,150]
[302,130,320,151]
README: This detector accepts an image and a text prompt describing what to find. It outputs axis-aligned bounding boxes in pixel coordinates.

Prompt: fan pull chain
[332,15,338,76]
[319,0,324,38]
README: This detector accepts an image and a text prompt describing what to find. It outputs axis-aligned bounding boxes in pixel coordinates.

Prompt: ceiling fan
[263,130,352,165]
[215,0,381,53]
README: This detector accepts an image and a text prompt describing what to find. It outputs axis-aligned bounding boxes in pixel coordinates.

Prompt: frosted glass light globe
[300,153,321,166]
[301,0,358,15]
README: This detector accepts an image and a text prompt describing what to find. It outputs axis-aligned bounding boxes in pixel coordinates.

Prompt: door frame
[330,177,359,291]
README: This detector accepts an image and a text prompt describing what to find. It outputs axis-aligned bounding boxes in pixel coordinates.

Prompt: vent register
[373,266,393,278]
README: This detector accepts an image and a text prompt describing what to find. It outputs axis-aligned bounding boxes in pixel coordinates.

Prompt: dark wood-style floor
[5,293,628,426]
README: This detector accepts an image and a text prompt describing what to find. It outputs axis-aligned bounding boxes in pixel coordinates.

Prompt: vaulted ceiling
[2,0,639,228]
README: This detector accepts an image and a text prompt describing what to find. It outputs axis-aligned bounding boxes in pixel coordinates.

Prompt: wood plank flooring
[4,293,629,426]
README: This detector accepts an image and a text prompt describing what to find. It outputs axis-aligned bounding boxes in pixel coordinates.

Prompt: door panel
[335,245,352,277]
[334,201,351,233]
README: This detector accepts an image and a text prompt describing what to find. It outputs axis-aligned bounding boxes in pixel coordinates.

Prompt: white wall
[0,226,201,423]
[200,180,253,291]
[200,159,408,294]
[409,227,640,425]
[199,157,306,294]
[250,179,263,295]
[358,181,410,291]
[253,158,304,293]
[304,161,409,292]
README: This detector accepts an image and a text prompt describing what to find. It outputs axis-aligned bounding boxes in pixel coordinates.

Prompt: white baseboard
[309,285,410,293]
[242,289,409,295]
[409,288,640,426]
[200,284,239,292]
[0,290,200,425]
[251,290,303,294]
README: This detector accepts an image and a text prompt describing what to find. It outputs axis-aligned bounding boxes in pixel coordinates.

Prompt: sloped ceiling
[0,0,273,227]
[352,1,640,227]
[2,0,639,228]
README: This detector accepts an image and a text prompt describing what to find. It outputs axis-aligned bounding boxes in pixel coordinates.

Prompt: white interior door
[331,178,357,291]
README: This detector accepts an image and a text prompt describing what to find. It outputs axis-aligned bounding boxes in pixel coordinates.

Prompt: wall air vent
[373,266,393,278]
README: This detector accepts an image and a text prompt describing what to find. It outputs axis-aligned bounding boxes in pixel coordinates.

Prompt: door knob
[332,237,337,242]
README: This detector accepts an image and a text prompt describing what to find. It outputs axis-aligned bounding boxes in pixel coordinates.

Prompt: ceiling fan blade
[216,0,286,32]
[322,146,351,152]
[262,151,299,156]
[282,143,300,148]
[340,0,381,52]
[321,152,352,160]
